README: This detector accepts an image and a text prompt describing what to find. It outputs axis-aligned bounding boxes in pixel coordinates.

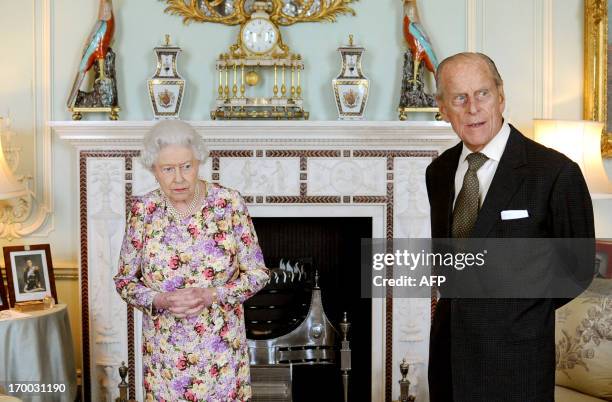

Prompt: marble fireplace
[52,120,457,402]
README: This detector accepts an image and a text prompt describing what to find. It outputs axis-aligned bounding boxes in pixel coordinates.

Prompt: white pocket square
[501,210,529,220]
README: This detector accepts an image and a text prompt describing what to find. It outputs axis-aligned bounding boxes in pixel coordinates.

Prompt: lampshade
[0,135,27,200]
[533,119,612,198]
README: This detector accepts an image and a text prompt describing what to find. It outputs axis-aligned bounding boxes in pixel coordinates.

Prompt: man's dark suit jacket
[425,125,595,402]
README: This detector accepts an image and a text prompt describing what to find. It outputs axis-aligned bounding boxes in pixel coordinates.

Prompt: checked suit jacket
[425,125,595,402]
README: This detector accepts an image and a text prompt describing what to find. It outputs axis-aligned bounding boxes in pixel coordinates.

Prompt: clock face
[241,18,278,54]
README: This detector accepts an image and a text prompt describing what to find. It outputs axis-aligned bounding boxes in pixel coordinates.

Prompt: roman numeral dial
[241,18,279,55]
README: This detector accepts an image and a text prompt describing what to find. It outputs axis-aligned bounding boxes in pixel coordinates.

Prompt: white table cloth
[0,304,76,402]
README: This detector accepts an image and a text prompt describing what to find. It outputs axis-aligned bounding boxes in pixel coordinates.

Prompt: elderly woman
[113,120,269,401]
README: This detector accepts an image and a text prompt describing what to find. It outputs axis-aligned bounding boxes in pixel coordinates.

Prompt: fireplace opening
[247,217,372,402]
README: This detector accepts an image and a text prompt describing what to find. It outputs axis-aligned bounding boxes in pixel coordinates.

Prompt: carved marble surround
[52,120,457,402]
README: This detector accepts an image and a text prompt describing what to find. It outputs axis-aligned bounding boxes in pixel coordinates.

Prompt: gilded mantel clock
[216,2,305,119]
[160,0,358,120]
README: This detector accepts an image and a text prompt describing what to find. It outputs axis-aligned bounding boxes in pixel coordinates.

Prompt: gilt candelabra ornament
[160,0,358,120]
[67,0,119,121]
[398,0,440,121]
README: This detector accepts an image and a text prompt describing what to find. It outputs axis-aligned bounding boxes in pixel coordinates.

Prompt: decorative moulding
[1,0,54,240]
[50,120,456,147]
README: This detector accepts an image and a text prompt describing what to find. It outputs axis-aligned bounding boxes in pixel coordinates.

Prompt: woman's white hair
[141,120,208,171]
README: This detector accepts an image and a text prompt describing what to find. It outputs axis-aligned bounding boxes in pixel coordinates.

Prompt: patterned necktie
[452,152,489,238]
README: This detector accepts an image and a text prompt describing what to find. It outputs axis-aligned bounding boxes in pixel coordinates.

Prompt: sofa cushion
[555,385,607,402]
[555,278,612,400]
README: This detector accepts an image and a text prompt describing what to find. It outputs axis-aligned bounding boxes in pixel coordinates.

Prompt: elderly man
[425,52,595,401]
[23,259,44,292]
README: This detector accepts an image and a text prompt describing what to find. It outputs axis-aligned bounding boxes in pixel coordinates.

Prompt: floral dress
[114,182,269,402]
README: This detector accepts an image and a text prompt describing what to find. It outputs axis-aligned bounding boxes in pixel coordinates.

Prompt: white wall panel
[479,0,536,134]
[552,0,583,121]
[0,0,63,257]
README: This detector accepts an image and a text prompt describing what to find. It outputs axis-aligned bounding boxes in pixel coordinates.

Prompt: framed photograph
[2,244,57,307]
[0,267,8,311]
[596,240,612,278]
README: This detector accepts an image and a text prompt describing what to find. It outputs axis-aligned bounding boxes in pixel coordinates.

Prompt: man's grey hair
[141,120,208,171]
[435,52,504,99]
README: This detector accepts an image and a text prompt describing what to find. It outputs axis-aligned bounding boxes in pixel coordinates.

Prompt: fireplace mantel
[52,120,456,146]
[52,120,458,402]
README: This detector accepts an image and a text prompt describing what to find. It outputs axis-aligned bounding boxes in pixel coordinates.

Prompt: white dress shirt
[453,122,511,208]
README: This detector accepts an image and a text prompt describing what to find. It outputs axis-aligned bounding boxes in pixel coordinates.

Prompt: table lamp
[533,119,612,199]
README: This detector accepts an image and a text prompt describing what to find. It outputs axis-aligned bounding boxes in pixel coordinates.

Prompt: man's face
[437,58,505,152]
[26,260,32,267]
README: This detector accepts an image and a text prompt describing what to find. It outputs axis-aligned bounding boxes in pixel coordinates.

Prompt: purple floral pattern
[114,182,269,401]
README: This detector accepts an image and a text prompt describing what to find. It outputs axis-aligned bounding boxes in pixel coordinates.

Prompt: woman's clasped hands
[153,287,218,318]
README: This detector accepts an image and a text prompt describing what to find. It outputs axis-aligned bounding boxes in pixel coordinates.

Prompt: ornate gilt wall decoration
[161,0,357,26]
[584,0,612,157]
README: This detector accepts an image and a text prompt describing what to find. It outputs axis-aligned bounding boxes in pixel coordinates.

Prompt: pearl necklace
[165,181,202,220]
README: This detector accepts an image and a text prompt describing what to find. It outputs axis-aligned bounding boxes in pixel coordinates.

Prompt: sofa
[555,277,612,401]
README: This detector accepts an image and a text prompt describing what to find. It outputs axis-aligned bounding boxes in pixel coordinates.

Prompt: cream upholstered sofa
[555,277,612,401]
